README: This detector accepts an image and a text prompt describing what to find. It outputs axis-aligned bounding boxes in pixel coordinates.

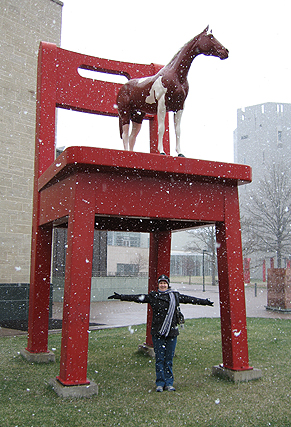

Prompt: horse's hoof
[178,153,185,157]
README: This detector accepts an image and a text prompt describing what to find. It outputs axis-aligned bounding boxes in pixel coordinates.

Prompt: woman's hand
[108,292,121,300]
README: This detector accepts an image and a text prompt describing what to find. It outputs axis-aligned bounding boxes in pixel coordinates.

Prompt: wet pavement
[1,282,291,337]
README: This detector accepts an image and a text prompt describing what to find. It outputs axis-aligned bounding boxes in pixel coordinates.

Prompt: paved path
[1,282,291,337]
[85,283,291,329]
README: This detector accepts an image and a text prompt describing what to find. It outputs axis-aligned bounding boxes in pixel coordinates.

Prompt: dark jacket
[119,291,211,338]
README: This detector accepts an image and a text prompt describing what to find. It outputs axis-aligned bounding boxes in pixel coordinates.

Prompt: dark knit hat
[158,274,170,285]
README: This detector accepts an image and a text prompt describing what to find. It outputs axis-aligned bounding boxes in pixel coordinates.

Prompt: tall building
[0,0,63,284]
[234,102,291,188]
[0,1,63,323]
[234,102,291,276]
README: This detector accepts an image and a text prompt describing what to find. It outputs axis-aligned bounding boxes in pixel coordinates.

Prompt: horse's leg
[157,94,166,154]
[146,76,167,154]
[121,123,130,150]
[129,121,142,151]
[174,110,184,156]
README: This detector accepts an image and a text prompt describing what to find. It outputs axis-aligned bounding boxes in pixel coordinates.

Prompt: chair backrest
[35,42,163,177]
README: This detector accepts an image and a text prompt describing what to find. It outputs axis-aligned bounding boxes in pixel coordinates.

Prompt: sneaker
[164,385,176,391]
[156,386,163,392]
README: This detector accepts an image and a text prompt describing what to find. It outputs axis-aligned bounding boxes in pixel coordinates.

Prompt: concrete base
[20,348,55,363]
[212,365,262,382]
[138,343,155,358]
[48,378,98,398]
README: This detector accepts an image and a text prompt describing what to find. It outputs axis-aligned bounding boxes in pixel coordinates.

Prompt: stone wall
[267,268,291,310]
[0,0,63,283]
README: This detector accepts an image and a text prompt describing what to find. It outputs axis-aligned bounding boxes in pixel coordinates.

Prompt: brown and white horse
[117,26,229,156]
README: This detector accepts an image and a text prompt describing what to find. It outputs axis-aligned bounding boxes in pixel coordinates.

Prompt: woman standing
[108,274,213,392]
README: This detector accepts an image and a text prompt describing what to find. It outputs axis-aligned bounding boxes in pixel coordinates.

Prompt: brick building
[0,0,63,284]
[0,0,63,321]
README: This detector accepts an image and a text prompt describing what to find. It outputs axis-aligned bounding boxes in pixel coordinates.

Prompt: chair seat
[38,146,251,191]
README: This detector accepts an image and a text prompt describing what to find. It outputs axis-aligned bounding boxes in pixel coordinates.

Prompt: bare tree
[241,162,291,268]
[185,225,217,285]
[130,252,149,274]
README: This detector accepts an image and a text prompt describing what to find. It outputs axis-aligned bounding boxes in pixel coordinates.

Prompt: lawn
[1,318,291,426]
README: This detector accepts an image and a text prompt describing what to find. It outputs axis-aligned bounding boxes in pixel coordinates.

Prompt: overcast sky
[56,0,291,162]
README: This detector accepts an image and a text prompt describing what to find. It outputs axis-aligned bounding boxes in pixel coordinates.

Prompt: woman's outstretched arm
[108,292,150,303]
[178,293,214,306]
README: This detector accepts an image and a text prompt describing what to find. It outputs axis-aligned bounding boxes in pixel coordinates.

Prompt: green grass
[1,318,291,426]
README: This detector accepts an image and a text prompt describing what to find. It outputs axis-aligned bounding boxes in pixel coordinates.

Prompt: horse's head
[197,26,229,60]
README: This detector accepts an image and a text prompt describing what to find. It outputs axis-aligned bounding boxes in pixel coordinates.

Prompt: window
[116,264,139,276]
[277,128,283,148]
[108,232,141,247]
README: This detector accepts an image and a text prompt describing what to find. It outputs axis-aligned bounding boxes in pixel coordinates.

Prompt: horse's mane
[167,34,201,67]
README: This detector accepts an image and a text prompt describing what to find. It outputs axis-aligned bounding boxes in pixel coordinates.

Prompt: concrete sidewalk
[85,282,291,328]
[1,282,291,337]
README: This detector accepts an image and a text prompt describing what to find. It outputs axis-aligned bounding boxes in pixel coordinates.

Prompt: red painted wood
[216,187,250,370]
[55,47,162,116]
[263,259,266,282]
[146,231,171,346]
[35,43,58,176]
[38,146,251,191]
[38,167,226,226]
[26,225,52,353]
[57,175,95,385]
[244,258,251,284]
[27,42,57,353]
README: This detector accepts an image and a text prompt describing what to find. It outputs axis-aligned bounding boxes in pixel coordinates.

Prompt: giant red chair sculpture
[23,42,260,394]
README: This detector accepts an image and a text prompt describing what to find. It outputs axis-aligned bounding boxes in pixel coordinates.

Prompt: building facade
[234,102,291,189]
[234,102,291,277]
[0,0,63,284]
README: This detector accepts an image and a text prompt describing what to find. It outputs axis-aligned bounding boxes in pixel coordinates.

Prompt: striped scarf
[159,290,176,337]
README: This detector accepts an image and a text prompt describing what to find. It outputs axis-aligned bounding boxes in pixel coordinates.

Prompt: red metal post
[216,186,251,371]
[26,42,57,354]
[243,258,251,284]
[146,231,171,346]
[26,225,52,353]
[57,175,95,385]
[263,259,266,282]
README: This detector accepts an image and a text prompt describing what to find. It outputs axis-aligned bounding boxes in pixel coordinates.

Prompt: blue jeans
[152,335,177,388]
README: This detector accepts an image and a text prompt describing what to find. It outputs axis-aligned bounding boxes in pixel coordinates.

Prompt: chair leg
[57,185,95,385]
[146,231,171,347]
[216,187,250,371]
[26,224,52,353]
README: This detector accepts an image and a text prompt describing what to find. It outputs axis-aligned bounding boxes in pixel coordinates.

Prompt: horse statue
[117,26,229,157]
